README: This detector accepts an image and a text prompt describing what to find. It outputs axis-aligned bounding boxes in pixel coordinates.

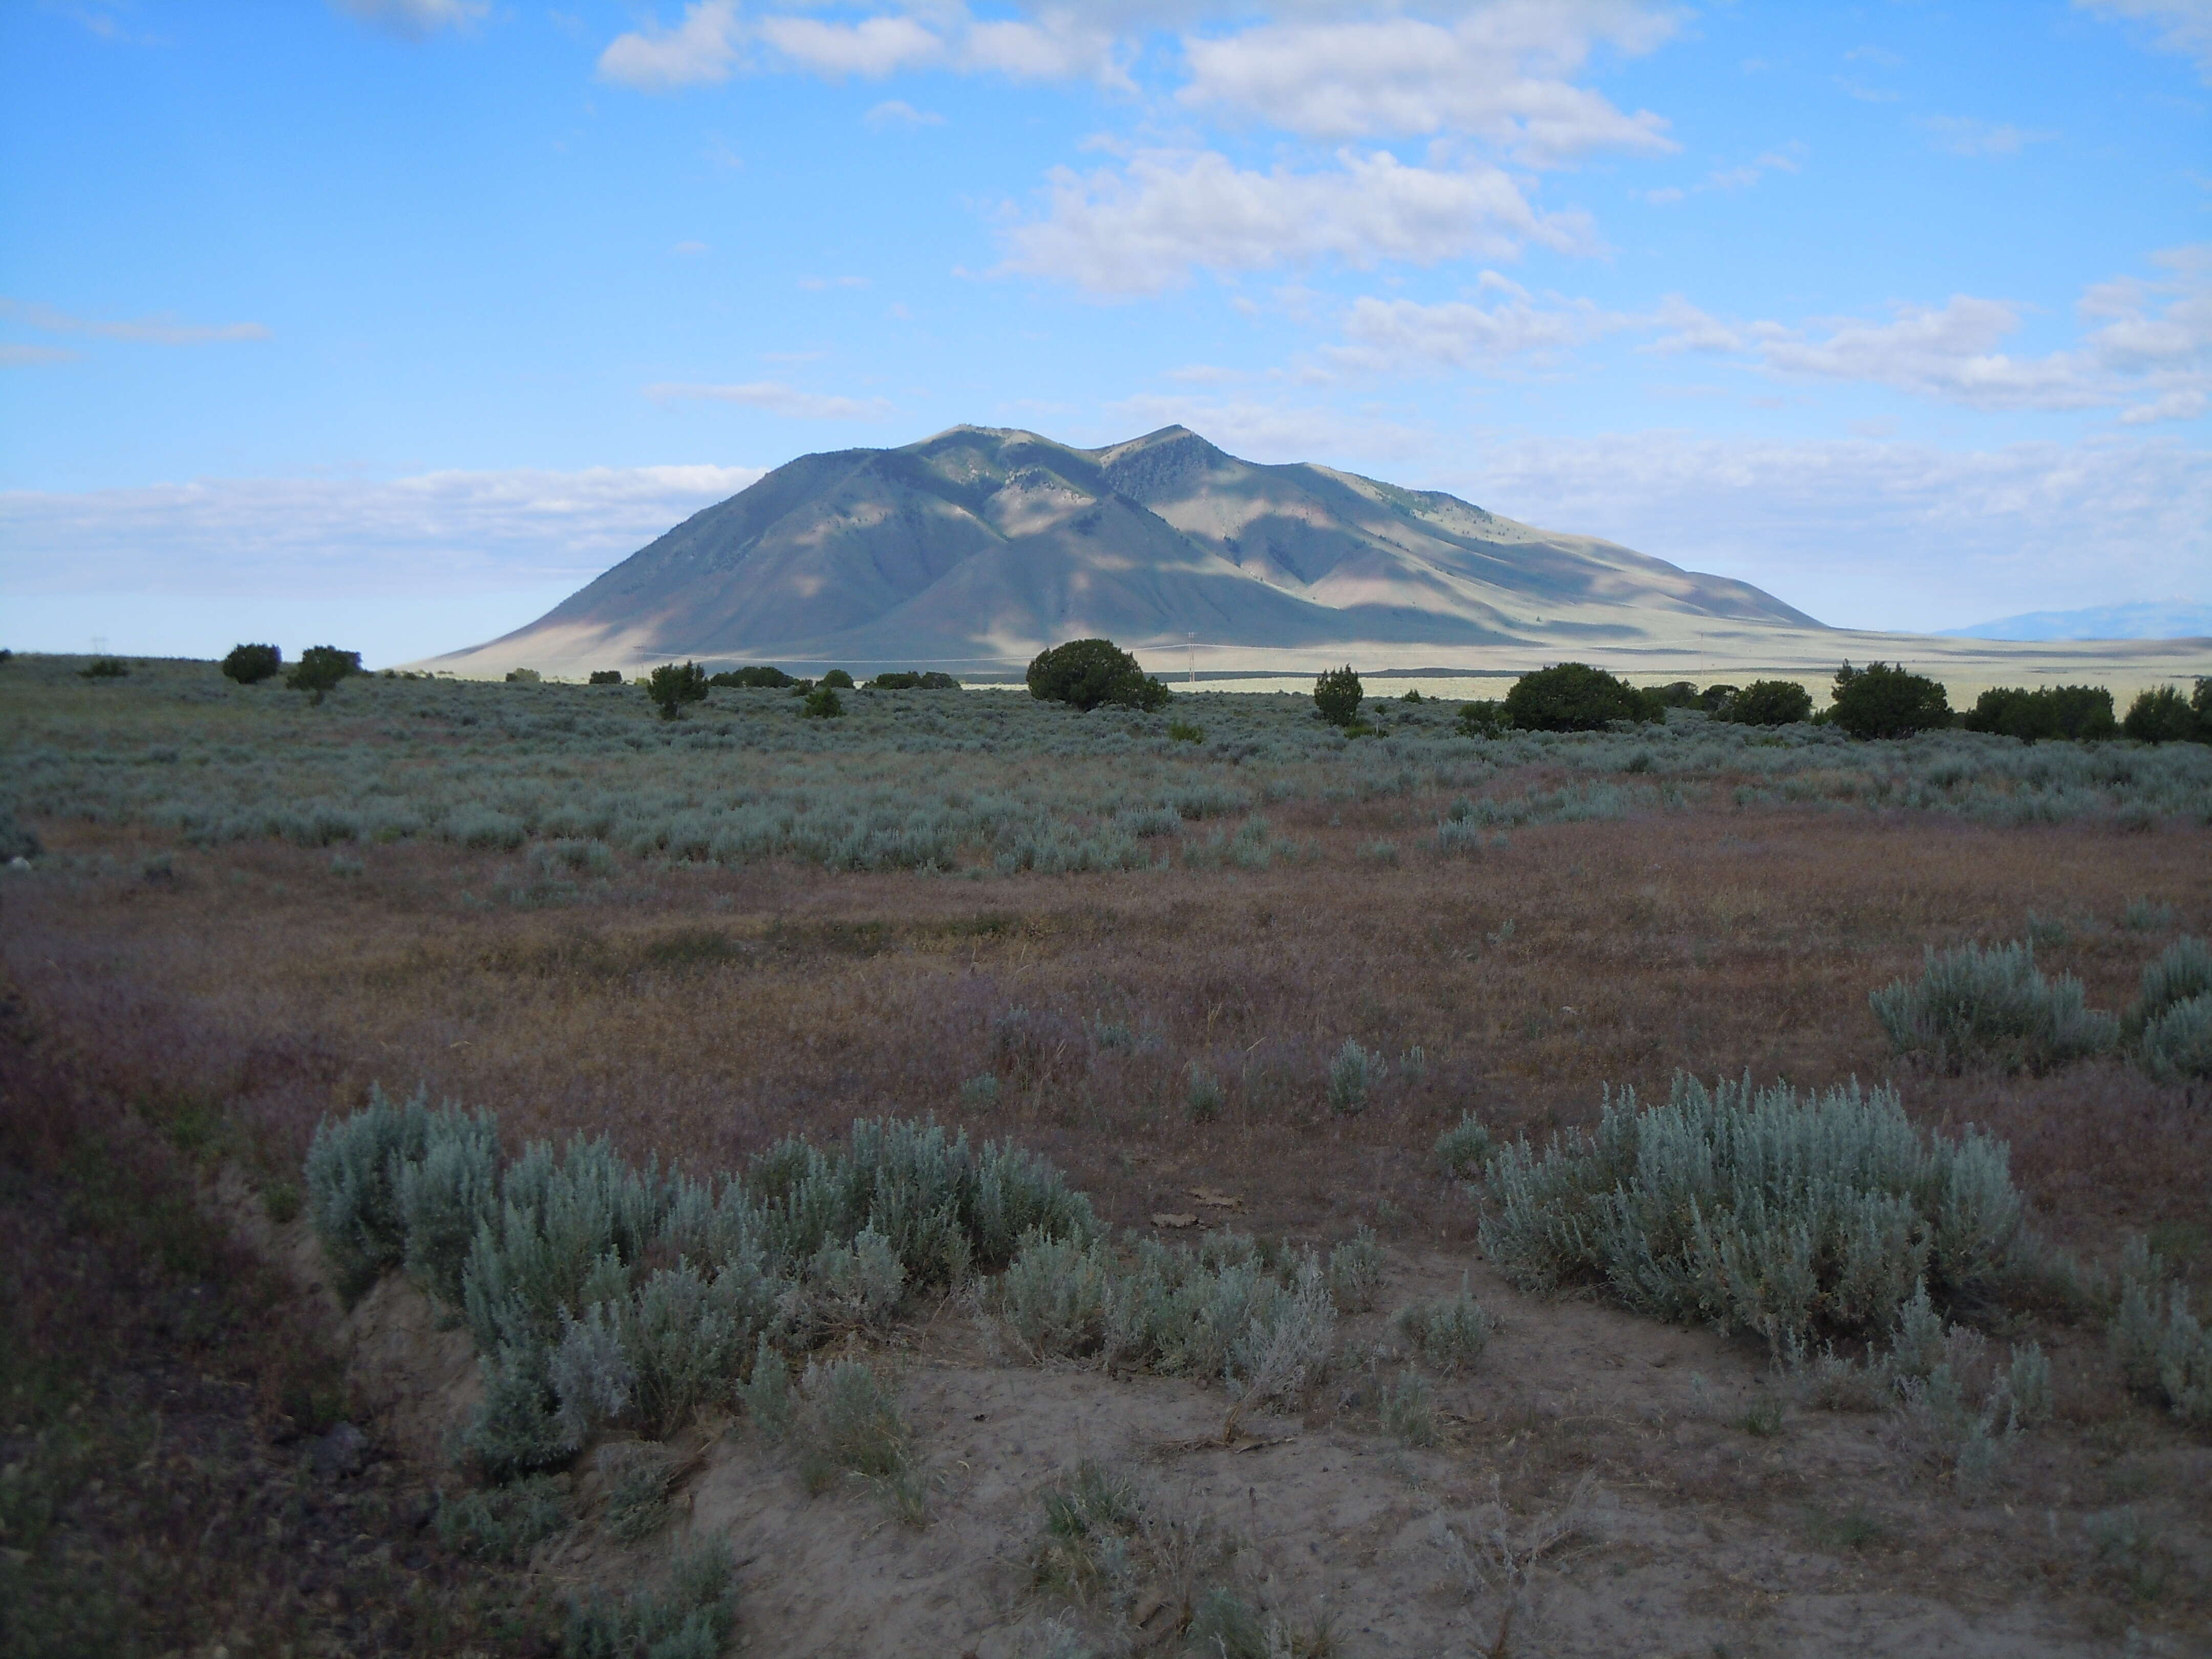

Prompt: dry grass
[6,805,2205,1268]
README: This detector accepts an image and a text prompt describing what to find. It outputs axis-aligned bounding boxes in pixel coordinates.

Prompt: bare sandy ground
[214,1160,2205,1659]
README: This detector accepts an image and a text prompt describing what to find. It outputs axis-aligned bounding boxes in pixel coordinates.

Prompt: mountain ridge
[431,423,1823,676]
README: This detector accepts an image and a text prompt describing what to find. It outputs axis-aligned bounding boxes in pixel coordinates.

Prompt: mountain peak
[428,422,1823,675]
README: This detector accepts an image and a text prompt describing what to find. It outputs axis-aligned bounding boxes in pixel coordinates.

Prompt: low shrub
[505,668,542,684]
[562,1539,738,1659]
[221,643,282,685]
[1001,1231,1112,1357]
[597,1442,679,1543]
[1869,939,2117,1073]
[1394,1277,1493,1373]
[1456,698,1507,737]
[1167,717,1203,743]
[434,1474,570,1563]
[1434,1112,1495,1178]
[1724,679,1813,727]
[1502,663,1651,732]
[1962,684,2117,741]
[2140,994,2212,1081]
[1828,661,1950,739]
[79,656,130,679]
[819,669,856,689]
[1326,1039,1378,1115]
[586,669,624,686]
[869,670,959,690]
[707,665,796,688]
[645,661,710,719]
[1477,1073,2024,1352]
[2122,683,2208,744]
[1313,666,1363,727]
[0,801,43,862]
[801,685,845,719]
[305,1101,1097,1481]
[2126,935,2212,1036]
[1326,1226,1385,1313]
[791,1359,923,1520]
[1378,1368,1436,1448]
[2112,1239,2212,1427]
[1184,1064,1224,1122]
[1025,638,1172,712]
[285,646,360,701]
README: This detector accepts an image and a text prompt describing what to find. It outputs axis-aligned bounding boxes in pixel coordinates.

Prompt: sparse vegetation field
[4,653,2209,1657]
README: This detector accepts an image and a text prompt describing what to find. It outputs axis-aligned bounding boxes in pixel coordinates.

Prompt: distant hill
[427,424,1822,677]
[1938,601,2212,643]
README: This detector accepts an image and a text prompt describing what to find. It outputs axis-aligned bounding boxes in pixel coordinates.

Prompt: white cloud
[755,13,943,78]
[598,0,742,90]
[643,380,894,419]
[1639,248,2211,417]
[0,464,765,598]
[1328,278,1631,372]
[2076,0,2212,79]
[672,240,709,256]
[0,343,79,366]
[0,297,270,346]
[797,275,871,290]
[864,99,945,130]
[1448,430,2211,630]
[962,15,1126,84]
[331,0,488,39]
[1917,116,2058,157]
[1176,3,1677,164]
[1000,147,1593,296]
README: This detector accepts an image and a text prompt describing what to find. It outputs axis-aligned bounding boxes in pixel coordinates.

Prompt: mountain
[1937,601,2212,643]
[429,424,1822,678]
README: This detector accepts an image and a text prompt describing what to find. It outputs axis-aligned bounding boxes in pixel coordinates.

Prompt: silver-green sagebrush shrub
[305,1085,432,1298]
[999,1230,1112,1358]
[1326,1226,1385,1313]
[1869,940,2117,1073]
[1434,1111,1495,1178]
[1379,1367,1437,1448]
[1327,1038,1379,1115]
[1394,1276,1494,1374]
[2111,1238,2212,1429]
[434,1473,570,1563]
[562,1538,737,1659]
[305,1096,1099,1485]
[395,1104,503,1309]
[1477,1073,2024,1351]
[2139,994,2212,1082]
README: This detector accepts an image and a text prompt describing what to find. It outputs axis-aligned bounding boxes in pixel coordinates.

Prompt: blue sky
[3,0,2207,664]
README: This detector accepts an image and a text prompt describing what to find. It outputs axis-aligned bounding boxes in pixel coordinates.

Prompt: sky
[2,0,2208,666]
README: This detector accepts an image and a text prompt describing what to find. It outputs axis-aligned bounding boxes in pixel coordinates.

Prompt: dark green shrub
[645,661,710,719]
[562,1539,738,1659]
[79,656,130,680]
[221,643,282,685]
[801,686,845,719]
[1457,698,1506,737]
[2122,684,2205,744]
[1167,717,1203,743]
[586,669,623,686]
[435,1475,570,1562]
[1725,679,1813,726]
[1963,685,2117,741]
[1649,679,1700,709]
[819,668,855,689]
[1699,683,1740,714]
[1503,662,1652,731]
[1313,665,1363,727]
[709,664,797,689]
[285,646,361,702]
[504,667,542,684]
[1828,661,1950,739]
[868,670,960,690]
[1025,638,1171,711]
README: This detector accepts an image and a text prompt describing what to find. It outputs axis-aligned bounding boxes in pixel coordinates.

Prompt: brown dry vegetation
[8,808,2206,1261]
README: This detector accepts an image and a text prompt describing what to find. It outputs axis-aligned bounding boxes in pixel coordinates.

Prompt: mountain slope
[432,424,1823,675]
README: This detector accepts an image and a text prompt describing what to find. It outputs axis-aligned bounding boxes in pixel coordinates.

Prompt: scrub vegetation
[3,650,2209,1655]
